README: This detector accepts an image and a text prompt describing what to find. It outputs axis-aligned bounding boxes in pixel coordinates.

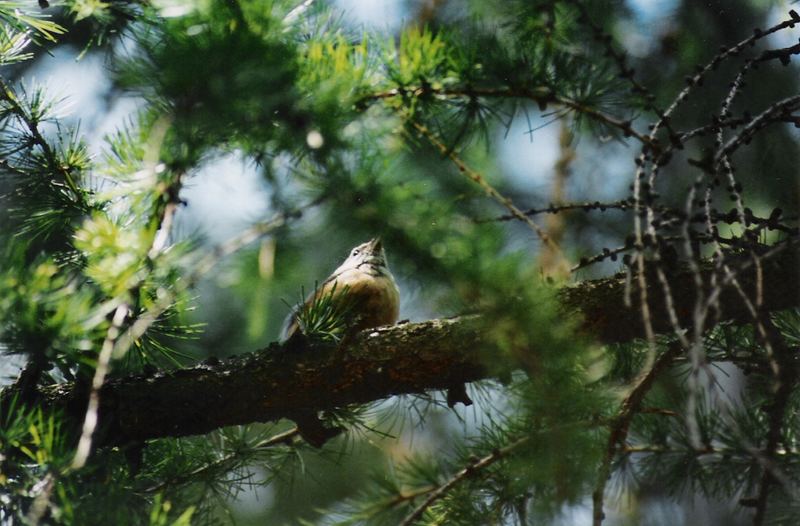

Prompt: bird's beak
[369,238,383,252]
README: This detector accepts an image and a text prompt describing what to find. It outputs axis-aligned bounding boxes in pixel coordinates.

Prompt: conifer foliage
[0,0,798,524]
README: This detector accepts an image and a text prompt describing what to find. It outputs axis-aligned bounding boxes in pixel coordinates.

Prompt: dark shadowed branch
[3,247,797,448]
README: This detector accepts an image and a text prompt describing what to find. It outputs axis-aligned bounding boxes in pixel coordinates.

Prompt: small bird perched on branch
[281,238,400,446]
[282,238,400,341]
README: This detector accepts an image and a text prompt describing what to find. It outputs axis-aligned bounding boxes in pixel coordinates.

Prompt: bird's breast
[327,269,400,330]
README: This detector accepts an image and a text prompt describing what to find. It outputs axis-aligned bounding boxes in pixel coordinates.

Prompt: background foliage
[0,0,798,524]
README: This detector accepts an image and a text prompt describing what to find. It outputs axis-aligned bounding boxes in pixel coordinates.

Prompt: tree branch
[592,342,682,526]
[0,75,80,196]
[365,85,653,149]
[399,436,529,526]
[4,248,797,448]
[752,315,798,525]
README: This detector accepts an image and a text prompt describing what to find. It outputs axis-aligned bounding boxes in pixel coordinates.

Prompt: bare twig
[661,12,799,124]
[716,95,800,164]
[756,41,800,65]
[71,304,130,469]
[25,473,55,526]
[622,445,800,456]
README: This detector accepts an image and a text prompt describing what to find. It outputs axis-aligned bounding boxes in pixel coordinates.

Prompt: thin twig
[661,12,799,124]
[73,159,183,468]
[348,485,438,521]
[399,436,529,526]
[144,427,300,494]
[569,0,676,139]
[592,343,682,526]
[71,304,130,469]
[409,120,564,261]
[0,75,80,196]
[364,85,653,148]
[622,445,800,456]
[25,473,55,526]
[752,316,797,525]
[71,200,320,468]
[618,10,800,464]
[113,202,317,359]
[485,201,797,235]
[149,178,183,257]
[715,95,800,164]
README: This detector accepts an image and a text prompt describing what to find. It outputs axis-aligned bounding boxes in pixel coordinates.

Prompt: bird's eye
[352,249,360,256]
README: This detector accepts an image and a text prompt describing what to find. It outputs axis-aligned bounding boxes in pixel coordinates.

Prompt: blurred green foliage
[0,0,798,524]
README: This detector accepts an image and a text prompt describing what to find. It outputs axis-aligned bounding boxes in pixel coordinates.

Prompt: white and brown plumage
[282,238,400,340]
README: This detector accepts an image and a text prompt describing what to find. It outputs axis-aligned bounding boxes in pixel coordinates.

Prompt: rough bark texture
[7,247,799,446]
[32,317,488,446]
[561,247,799,343]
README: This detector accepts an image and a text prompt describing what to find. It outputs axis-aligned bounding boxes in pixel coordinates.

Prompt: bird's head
[338,238,391,276]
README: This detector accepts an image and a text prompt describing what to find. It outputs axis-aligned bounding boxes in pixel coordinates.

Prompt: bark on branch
[7,247,799,447]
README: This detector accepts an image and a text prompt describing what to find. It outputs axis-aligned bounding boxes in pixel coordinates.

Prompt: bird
[282,238,400,341]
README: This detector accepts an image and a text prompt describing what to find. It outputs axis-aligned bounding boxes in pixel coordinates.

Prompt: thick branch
[7,248,798,447]
[561,246,798,344]
[37,317,487,446]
